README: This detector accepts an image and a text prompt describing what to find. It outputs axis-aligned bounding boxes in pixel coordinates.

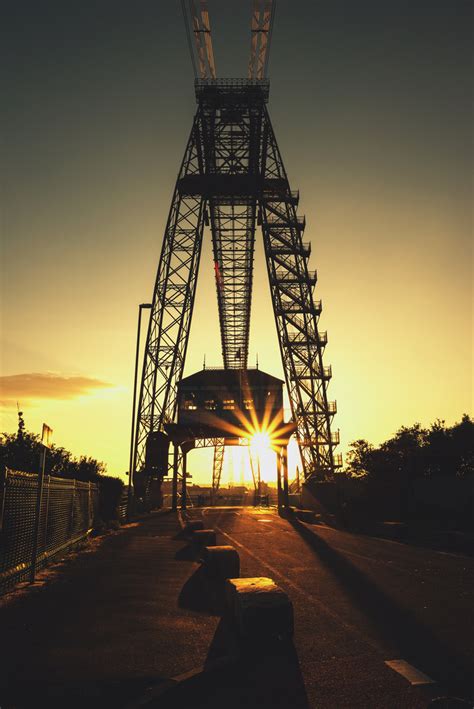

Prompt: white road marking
[385,659,435,685]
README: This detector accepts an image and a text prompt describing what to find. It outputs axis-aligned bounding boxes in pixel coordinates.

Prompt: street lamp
[127,303,152,518]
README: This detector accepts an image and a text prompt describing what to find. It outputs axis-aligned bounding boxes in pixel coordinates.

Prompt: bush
[1,412,126,524]
[96,475,124,522]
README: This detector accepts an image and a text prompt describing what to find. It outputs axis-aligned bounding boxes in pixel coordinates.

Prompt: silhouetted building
[177,367,284,438]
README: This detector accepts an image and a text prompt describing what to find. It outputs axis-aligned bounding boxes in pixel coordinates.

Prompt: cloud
[0,372,113,406]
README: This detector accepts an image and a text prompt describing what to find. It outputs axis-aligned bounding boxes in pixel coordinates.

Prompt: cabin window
[244,398,254,410]
[205,399,216,410]
[223,399,235,410]
[182,393,197,410]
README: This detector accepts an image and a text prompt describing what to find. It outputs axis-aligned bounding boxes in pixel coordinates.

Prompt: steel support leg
[172,443,179,511]
[134,113,207,501]
[277,447,283,512]
[260,105,338,481]
[181,450,187,512]
[282,444,289,509]
[211,439,225,505]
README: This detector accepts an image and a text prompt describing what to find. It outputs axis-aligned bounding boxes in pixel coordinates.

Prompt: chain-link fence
[0,468,98,596]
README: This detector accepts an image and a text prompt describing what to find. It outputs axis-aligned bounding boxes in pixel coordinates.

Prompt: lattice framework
[133,80,340,492]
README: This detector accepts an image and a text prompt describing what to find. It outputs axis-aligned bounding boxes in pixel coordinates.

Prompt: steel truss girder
[135,82,338,489]
[259,105,336,479]
[210,201,256,368]
[211,439,225,502]
[134,114,207,480]
[200,102,262,369]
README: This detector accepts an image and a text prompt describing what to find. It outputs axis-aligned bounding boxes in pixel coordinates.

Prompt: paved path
[1,507,472,708]
[0,511,219,708]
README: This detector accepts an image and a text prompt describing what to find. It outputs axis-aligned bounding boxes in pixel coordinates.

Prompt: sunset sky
[1,1,472,484]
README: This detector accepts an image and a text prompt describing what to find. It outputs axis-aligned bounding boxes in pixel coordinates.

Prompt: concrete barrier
[202,545,240,580]
[183,520,204,536]
[225,577,293,640]
[192,529,216,551]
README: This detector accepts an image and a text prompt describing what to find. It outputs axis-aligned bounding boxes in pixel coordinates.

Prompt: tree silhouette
[1,415,106,481]
[344,416,473,482]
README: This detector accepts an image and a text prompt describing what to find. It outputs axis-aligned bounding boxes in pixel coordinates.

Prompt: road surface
[192,506,473,708]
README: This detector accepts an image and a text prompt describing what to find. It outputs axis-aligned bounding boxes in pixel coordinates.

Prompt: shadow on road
[174,542,195,560]
[173,543,310,709]
[287,513,473,701]
[177,565,227,615]
[159,619,310,709]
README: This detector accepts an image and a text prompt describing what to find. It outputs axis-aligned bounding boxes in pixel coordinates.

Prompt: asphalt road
[1,508,471,709]
[191,506,473,708]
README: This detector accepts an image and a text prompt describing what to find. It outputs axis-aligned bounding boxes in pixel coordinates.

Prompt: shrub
[96,475,124,522]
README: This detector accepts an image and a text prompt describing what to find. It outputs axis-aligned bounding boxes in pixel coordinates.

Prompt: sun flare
[250,430,271,455]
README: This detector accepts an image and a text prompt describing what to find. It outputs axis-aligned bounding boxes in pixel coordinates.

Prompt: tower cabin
[177,367,284,439]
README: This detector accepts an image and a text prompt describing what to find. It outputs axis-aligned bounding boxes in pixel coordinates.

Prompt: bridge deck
[0,508,472,708]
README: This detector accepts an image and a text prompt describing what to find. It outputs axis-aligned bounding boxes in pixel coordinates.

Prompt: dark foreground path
[0,511,219,708]
[0,508,472,709]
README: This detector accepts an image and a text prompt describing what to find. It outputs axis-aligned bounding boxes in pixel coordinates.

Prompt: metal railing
[117,489,129,522]
[266,214,306,230]
[0,469,98,596]
[195,78,270,102]
[270,241,311,257]
[291,364,332,380]
[273,269,317,284]
[275,299,322,316]
[263,189,299,205]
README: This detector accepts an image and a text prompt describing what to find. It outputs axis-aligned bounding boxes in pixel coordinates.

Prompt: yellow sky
[1,181,471,485]
[1,2,472,485]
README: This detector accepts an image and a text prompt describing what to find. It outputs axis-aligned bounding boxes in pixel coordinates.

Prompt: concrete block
[225,577,293,639]
[202,545,240,580]
[192,529,216,549]
[183,520,204,536]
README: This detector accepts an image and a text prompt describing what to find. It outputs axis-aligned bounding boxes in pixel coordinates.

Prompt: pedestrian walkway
[0,511,219,709]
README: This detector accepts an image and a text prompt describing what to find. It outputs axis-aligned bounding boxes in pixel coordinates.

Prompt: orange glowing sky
[1,1,472,484]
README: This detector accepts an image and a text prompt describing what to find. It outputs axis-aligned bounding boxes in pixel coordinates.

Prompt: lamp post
[127,303,152,519]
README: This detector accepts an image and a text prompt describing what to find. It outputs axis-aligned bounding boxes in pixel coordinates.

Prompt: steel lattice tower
[132,2,340,497]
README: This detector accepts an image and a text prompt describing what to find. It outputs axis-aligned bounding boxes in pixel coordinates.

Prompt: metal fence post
[87,482,91,527]
[70,479,76,535]
[43,475,51,554]
[0,467,7,532]
[30,447,46,583]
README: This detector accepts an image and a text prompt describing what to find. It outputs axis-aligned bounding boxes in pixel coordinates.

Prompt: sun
[250,431,272,455]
